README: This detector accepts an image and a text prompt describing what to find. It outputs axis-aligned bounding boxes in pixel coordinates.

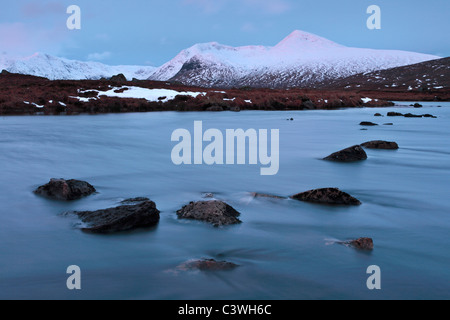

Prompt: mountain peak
[275,30,342,50]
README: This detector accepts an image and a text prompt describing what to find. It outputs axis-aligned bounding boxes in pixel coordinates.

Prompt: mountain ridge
[0,30,442,88]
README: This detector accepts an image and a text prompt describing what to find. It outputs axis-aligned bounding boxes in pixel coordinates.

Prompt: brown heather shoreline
[0,72,447,116]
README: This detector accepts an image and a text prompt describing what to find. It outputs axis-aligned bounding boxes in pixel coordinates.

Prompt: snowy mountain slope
[316,57,450,91]
[149,30,441,88]
[0,53,156,81]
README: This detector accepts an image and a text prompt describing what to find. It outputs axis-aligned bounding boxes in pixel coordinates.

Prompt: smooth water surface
[0,101,449,300]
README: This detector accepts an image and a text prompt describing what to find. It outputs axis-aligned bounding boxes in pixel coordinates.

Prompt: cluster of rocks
[323,140,399,162]
[34,179,373,251]
[386,112,437,118]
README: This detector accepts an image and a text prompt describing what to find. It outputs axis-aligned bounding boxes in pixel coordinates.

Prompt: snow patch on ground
[24,101,44,108]
[75,86,206,103]
[361,97,373,103]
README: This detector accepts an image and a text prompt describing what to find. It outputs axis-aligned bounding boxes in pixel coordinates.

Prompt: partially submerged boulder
[346,238,374,250]
[34,178,96,201]
[176,259,239,272]
[361,140,399,150]
[73,201,160,234]
[360,122,378,126]
[404,113,423,118]
[324,145,368,162]
[291,188,361,206]
[387,112,404,117]
[176,200,242,227]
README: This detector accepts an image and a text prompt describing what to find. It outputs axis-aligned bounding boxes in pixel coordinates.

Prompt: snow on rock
[361,97,373,103]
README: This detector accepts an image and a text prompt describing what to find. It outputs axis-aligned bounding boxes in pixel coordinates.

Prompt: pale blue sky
[1,0,448,66]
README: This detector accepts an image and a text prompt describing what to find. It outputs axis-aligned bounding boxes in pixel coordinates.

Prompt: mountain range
[0,53,156,81]
[0,30,442,88]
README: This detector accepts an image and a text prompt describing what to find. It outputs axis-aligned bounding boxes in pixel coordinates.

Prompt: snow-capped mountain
[0,53,156,81]
[149,30,441,88]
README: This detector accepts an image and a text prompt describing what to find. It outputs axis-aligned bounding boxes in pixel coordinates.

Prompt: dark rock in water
[361,140,399,150]
[324,145,368,162]
[34,178,96,201]
[109,73,127,82]
[176,200,241,227]
[360,128,368,131]
[387,112,404,117]
[291,188,361,206]
[176,259,239,272]
[120,197,150,204]
[404,113,423,118]
[74,201,160,234]
[423,114,437,118]
[360,122,378,126]
[346,238,374,250]
[383,123,394,126]
[250,192,286,199]
[374,113,383,117]
[413,103,423,108]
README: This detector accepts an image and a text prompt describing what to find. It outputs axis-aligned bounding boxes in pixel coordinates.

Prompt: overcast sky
[1,0,449,66]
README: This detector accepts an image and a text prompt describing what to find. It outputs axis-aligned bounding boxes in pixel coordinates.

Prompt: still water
[0,102,449,300]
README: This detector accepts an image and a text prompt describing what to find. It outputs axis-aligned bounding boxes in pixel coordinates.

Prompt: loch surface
[0,101,449,300]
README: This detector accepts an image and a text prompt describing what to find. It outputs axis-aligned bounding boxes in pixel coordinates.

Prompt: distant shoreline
[0,72,448,116]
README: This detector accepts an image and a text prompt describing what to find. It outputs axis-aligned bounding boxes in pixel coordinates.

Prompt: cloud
[87,51,112,61]
[0,22,66,56]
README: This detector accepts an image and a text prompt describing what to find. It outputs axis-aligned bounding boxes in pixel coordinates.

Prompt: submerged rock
[383,123,394,126]
[346,238,374,250]
[176,200,242,227]
[291,188,361,206]
[176,259,239,272]
[374,113,383,117]
[250,192,286,199]
[361,140,399,150]
[73,201,160,234]
[324,145,368,162]
[423,114,437,118]
[413,103,423,108]
[34,178,96,201]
